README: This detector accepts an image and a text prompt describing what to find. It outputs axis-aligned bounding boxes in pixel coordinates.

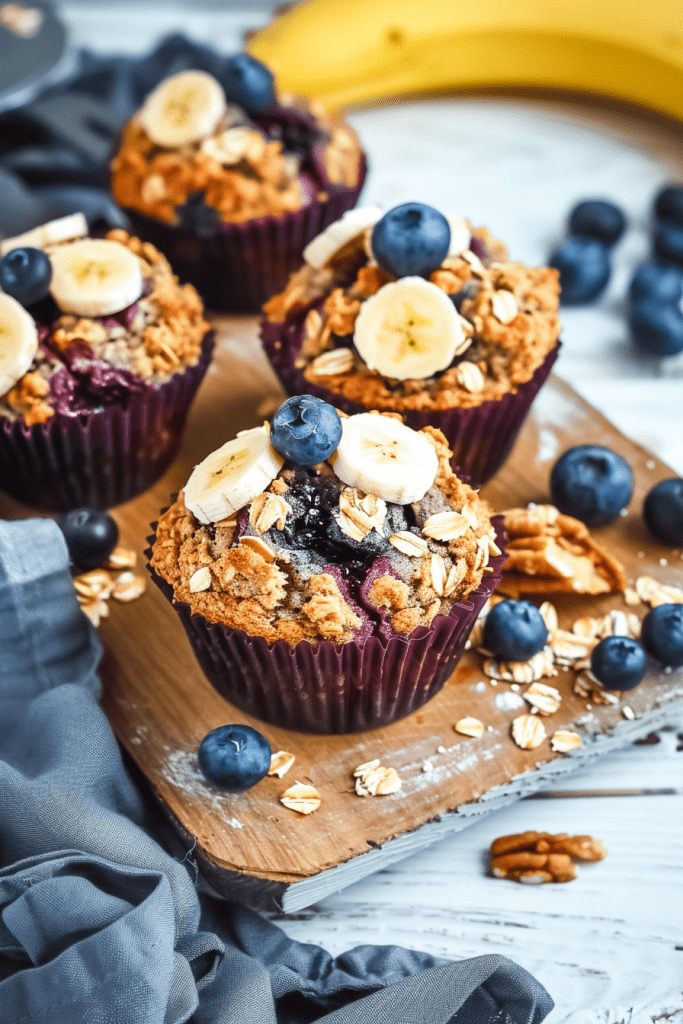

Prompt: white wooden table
[60,5,683,1020]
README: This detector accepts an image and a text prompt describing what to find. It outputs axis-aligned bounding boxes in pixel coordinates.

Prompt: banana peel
[248,0,683,120]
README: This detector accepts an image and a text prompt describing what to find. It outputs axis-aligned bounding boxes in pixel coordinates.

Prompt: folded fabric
[0,517,554,1024]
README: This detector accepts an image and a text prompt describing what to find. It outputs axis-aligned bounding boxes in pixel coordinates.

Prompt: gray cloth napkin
[0,517,554,1024]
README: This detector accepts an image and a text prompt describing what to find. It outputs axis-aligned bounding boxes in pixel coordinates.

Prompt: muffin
[111,55,366,312]
[261,202,561,485]
[0,213,213,510]
[149,396,505,733]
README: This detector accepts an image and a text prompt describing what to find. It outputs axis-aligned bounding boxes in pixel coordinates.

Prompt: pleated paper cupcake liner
[147,517,506,735]
[262,313,560,486]
[122,157,367,313]
[0,331,214,512]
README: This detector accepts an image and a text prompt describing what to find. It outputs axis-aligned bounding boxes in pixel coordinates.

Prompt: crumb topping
[150,421,497,646]
[112,96,362,225]
[264,223,561,411]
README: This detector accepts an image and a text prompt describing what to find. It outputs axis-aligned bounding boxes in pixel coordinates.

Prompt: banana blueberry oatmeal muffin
[149,396,506,733]
[261,201,561,485]
[111,55,366,311]
[0,214,213,510]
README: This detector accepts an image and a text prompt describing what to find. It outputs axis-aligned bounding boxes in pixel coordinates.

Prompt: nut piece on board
[354,760,402,796]
[490,830,606,883]
[511,714,547,749]
[280,782,321,814]
[551,730,583,753]
[454,717,485,738]
[268,751,295,778]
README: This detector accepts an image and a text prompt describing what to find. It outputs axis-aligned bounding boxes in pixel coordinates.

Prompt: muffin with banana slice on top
[149,395,505,733]
[0,213,213,510]
[261,202,561,485]
[111,54,366,311]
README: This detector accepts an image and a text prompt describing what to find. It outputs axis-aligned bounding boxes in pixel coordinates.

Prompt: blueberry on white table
[270,396,342,465]
[653,223,683,269]
[654,183,683,228]
[371,202,451,278]
[641,604,683,667]
[198,724,271,791]
[568,199,626,246]
[590,636,647,691]
[629,262,683,304]
[0,247,52,307]
[629,300,683,356]
[219,53,275,115]
[548,235,611,304]
[643,478,683,546]
[482,600,548,661]
[58,509,119,570]
[550,445,633,527]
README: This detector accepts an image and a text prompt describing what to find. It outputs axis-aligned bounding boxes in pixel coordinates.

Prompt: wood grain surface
[3,316,678,911]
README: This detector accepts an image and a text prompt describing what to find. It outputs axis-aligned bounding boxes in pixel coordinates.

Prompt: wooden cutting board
[2,315,682,912]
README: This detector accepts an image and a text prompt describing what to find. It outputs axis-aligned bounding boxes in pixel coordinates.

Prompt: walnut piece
[490,830,607,883]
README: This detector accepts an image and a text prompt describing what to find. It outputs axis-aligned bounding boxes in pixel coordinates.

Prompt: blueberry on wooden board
[643,478,683,546]
[548,236,611,304]
[641,604,683,667]
[550,445,633,527]
[58,509,119,570]
[371,203,451,279]
[482,600,548,662]
[568,199,626,246]
[590,636,647,691]
[198,724,271,791]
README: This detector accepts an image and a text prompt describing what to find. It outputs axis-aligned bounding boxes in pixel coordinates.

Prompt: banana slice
[303,207,383,269]
[0,213,88,258]
[447,215,471,257]
[49,239,143,317]
[353,277,465,381]
[0,294,39,396]
[331,413,438,505]
[184,428,284,524]
[139,70,227,148]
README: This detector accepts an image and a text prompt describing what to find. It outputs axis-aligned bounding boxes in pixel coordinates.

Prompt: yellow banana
[248,1,683,120]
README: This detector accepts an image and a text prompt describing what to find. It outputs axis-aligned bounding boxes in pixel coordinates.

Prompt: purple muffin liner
[261,311,560,487]
[0,331,214,511]
[147,517,506,735]
[121,156,367,313]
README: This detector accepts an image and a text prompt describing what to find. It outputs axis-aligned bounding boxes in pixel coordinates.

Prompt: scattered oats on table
[73,547,146,625]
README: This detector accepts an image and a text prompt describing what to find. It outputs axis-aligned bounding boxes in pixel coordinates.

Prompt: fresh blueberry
[58,508,119,570]
[590,636,647,691]
[371,203,451,279]
[270,396,342,466]
[0,247,52,307]
[629,262,683,304]
[643,478,683,546]
[568,199,626,246]
[219,53,275,115]
[482,600,548,662]
[653,223,683,269]
[197,724,271,792]
[654,183,683,227]
[550,445,633,527]
[641,604,683,667]
[629,300,683,357]
[548,236,611,304]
